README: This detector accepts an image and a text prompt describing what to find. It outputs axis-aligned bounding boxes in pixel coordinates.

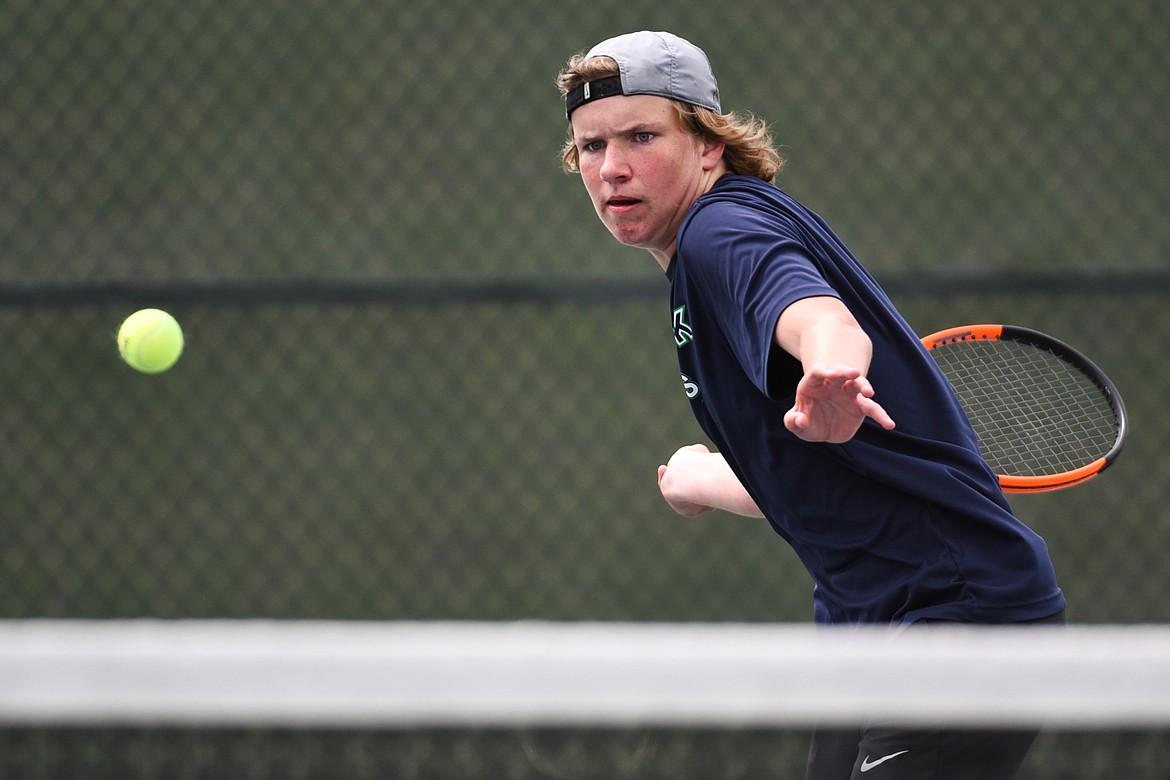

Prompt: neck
[649,167,730,271]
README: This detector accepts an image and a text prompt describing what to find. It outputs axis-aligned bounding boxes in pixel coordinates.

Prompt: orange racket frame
[922,324,1127,493]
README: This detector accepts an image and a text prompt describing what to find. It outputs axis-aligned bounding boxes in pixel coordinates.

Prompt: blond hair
[556,54,784,182]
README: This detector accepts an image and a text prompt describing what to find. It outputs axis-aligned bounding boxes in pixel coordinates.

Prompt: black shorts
[804,610,1067,780]
[805,723,1040,780]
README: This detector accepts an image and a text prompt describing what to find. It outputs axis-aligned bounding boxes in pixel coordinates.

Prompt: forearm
[777,296,873,373]
[702,467,765,517]
[775,296,895,442]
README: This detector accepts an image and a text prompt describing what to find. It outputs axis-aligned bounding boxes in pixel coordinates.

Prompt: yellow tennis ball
[117,308,184,373]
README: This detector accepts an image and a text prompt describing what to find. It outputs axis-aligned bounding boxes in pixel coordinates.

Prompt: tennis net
[2,620,1169,777]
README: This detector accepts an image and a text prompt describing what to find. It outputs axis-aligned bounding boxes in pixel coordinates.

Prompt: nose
[599,145,631,182]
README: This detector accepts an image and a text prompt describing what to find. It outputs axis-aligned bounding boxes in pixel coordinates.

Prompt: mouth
[606,196,642,214]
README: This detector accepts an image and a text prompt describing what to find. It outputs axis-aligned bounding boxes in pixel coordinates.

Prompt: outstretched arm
[775,296,896,443]
[657,444,764,518]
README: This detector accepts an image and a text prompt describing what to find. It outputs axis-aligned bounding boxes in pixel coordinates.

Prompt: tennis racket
[922,324,1127,493]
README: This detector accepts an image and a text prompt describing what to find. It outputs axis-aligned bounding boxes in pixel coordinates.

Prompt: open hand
[784,366,895,443]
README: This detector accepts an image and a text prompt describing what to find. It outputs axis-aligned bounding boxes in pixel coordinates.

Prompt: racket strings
[932,339,1119,477]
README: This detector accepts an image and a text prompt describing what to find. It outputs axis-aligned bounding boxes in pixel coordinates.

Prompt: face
[570,95,726,268]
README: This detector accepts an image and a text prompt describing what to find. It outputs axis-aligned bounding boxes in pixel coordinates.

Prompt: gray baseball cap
[565,31,721,119]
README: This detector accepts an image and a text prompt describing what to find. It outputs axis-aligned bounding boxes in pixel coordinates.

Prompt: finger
[816,365,862,381]
[859,397,896,430]
[847,376,876,398]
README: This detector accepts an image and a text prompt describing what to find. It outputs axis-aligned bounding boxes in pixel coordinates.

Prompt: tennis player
[557,31,1066,780]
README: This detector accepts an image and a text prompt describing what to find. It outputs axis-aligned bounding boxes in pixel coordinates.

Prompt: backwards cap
[565,31,721,120]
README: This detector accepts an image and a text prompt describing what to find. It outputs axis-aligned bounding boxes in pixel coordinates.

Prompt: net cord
[1,620,1167,729]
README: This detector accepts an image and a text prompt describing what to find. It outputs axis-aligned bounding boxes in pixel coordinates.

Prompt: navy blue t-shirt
[667,174,1065,625]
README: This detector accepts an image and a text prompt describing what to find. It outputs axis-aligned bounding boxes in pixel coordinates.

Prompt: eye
[634,131,654,143]
[581,139,605,153]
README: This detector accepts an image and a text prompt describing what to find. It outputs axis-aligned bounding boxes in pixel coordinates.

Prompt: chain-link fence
[3,0,1169,777]
[2,278,1169,626]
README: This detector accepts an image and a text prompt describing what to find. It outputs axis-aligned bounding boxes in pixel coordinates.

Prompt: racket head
[922,324,1127,493]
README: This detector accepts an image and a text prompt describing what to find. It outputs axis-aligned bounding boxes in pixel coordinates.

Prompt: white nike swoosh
[859,750,910,772]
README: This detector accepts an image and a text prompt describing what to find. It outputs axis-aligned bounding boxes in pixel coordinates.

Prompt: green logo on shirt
[673,305,694,347]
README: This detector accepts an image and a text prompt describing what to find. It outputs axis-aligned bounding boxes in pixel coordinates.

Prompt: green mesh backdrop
[2,0,1169,777]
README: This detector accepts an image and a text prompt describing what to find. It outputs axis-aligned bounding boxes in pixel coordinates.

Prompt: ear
[700,138,726,171]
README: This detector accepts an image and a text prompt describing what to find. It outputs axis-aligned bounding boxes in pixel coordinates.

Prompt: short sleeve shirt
[667,175,1065,625]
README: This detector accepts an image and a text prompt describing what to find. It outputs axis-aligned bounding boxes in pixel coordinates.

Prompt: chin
[610,228,650,249]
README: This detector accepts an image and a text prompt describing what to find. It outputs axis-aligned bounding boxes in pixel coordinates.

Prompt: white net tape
[2,620,1168,729]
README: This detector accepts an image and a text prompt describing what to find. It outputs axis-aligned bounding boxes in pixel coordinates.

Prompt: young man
[558,31,1066,780]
